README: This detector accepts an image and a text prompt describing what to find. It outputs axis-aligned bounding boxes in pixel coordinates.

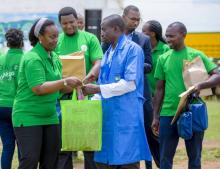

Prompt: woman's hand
[64,77,82,88]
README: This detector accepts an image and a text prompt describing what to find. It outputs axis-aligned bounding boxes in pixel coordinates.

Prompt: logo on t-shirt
[0,71,15,81]
[0,64,19,81]
[81,45,87,52]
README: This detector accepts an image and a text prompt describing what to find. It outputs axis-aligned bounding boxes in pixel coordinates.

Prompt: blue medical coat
[94,35,151,165]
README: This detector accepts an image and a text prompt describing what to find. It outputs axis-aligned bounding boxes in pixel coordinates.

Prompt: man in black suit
[122,5,159,169]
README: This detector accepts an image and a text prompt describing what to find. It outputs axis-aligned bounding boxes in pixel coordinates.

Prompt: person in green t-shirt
[12,18,82,169]
[0,28,24,169]
[152,22,220,169]
[55,7,103,169]
[142,20,170,96]
[56,7,103,84]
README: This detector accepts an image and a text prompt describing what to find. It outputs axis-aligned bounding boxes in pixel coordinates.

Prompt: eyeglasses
[125,15,141,22]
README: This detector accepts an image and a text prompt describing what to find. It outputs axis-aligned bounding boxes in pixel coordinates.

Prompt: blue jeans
[0,107,15,169]
[160,116,204,169]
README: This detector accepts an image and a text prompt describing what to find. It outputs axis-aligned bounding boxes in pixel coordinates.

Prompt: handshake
[62,73,100,96]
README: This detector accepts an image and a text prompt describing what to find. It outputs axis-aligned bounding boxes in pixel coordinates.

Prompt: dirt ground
[172,161,220,169]
[74,140,220,169]
[74,160,220,169]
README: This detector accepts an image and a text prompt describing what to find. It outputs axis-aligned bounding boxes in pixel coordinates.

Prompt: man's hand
[82,84,100,96]
[82,72,97,84]
[192,68,220,97]
[83,60,101,84]
[193,83,202,97]
[151,117,160,136]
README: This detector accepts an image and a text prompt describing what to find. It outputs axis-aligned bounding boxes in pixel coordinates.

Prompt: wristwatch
[63,79,68,86]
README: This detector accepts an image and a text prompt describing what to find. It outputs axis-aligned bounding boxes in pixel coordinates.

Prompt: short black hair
[168,21,187,35]
[145,20,166,43]
[58,7,77,22]
[102,14,125,32]
[5,28,24,48]
[29,19,55,47]
[123,5,139,15]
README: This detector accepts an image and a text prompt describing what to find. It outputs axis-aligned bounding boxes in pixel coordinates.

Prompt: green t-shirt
[147,41,169,95]
[154,47,217,116]
[0,48,23,107]
[12,43,62,127]
[55,30,103,74]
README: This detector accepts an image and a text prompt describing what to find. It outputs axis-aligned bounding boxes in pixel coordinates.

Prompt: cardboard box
[60,52,86,80]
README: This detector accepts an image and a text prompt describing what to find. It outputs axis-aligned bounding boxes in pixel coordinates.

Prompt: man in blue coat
[82,14,151,169]
[102,10,156,168]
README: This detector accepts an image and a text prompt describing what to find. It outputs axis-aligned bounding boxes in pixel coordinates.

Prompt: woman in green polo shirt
[12,18,82,169]
[142,20,170,96]
[0,28,24,169]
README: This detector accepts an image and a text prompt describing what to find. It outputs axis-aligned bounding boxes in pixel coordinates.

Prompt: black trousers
[143,99,160,168]
[145,126,160,168]
[14,125,60,169]
[84,151,98,169]
[96,162,140,169]
[57,151,73,169]
[57,118,73,169]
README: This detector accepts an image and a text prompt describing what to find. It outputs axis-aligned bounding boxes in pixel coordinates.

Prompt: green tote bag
[61,91,102,151]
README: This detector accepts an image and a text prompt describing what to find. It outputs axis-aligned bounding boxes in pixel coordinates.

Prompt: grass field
[0,100,220,169]
[204,100,220,140]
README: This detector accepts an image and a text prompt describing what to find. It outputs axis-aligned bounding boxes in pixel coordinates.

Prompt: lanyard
[102,47,116,81]
[101,35,125,81]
